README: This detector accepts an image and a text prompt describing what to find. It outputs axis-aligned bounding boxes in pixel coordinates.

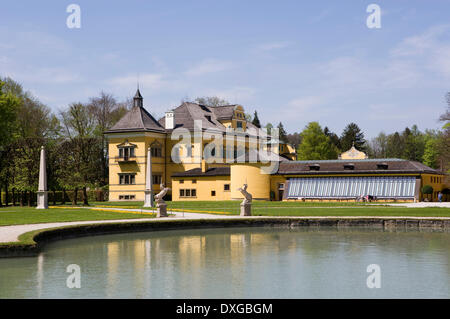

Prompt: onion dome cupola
[133,88,144,108]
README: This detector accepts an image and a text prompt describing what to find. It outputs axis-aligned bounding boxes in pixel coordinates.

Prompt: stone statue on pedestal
[238,183,252,216]
[154,183,170,217]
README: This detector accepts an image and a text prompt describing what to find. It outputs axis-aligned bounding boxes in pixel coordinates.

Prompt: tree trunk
[5,182,8,207]
[53,190,56,206]
[62,189,66,205]
[27,190,32,207]
[20,191,24,207]
[82,187,89,206]
[72,188,78,206]
[12,189,16,206]
[0,184,3,207]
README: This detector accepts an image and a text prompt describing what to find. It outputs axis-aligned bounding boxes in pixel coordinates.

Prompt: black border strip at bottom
[0,299,447,317]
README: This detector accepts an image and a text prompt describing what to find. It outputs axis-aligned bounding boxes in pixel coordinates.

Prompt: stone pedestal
[143,190,153,208]
[36,191,48,209]
[240,202,252,216]
[157,203,168,217]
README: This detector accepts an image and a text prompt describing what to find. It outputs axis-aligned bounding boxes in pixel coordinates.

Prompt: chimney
[201,159,207,173]
[165,110,175,129]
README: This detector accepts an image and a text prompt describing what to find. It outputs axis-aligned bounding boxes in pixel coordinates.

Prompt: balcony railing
[114,156,137,163]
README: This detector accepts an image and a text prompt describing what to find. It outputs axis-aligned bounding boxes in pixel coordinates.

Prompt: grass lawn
[64,200,450,217]
[1,202,449,227]
[0,207,155,226]
[91,200,374,209]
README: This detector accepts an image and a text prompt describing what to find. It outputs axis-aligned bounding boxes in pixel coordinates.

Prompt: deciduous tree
[298,122,339,160]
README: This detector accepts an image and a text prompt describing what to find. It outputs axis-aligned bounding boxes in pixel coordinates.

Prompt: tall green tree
[277,122,288,143]
[0,77,60,206]
[402,125,426,162]
[297,122,339,160]
[0,80,19,149]
[437,94,450,172]
[385,132,403,158]
[323,126,341,151]
[60,102,103,205]
[340,122,367,151]
[252,111,261,128]
[88,91,128,186]
[265,123,273,136]
[422,130,440,169]
[0,80,19,206]
[368,132,388,158]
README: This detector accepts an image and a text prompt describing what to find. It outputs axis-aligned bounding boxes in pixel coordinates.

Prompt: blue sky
[1,0,450,138]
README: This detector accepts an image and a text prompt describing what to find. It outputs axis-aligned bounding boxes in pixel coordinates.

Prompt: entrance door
[278,190,284,201]
[278,183,285,201]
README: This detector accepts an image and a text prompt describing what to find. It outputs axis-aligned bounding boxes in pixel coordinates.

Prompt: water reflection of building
[36,253,44,298]
[106,242,119,298]
[104,230,304,297]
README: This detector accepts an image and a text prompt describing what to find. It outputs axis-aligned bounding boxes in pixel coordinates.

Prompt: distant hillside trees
[194,96,230,107]
[0,77,129,207]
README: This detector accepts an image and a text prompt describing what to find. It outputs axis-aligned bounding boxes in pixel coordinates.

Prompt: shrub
[1,190,107,205]
[421,185,433,194]
[421,185,433,201]
[270,191,276,201]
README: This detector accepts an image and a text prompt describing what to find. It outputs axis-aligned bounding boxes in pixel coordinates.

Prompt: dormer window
[377,163,389,170]
[119,147,135,158]
[308,164,320,171]
[344,163,355,170]
[116,140,137,162]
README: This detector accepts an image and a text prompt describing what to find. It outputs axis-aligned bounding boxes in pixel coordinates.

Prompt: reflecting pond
[0,227,449,298]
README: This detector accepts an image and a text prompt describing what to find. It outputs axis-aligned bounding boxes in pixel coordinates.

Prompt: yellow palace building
[105,90,447,202]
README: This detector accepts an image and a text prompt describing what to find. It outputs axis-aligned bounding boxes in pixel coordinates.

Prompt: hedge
[0,190,107,205]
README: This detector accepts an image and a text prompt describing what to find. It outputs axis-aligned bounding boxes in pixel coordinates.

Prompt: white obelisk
[143,147,153,207]
[36,146,48,209]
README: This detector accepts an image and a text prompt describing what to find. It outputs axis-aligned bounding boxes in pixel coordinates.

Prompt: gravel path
[372,202,450,208]
[0,209,235,243]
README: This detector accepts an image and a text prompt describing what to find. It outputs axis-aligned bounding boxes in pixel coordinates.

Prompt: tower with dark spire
[133,88,143,108]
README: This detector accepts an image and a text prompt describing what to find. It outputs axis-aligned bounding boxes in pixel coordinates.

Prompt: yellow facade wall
[270,175,286,201]
[230,163,270,200]
[108,134,166,201]
[172,176,231,201]
[420,173,446,201]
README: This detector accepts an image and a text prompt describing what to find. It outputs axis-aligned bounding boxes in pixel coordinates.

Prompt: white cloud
[382,60,421,88]
[390,25,450,78]
[108,73,166,91]
[433,45,450,74]
[257,41,292,52]
[26,67,81,84]
[391,25,449,57]
[287,96,324,113]
[270,95,329,127]
[0,62,81,84]
[184,59,234,76]
[0,28,70,56]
